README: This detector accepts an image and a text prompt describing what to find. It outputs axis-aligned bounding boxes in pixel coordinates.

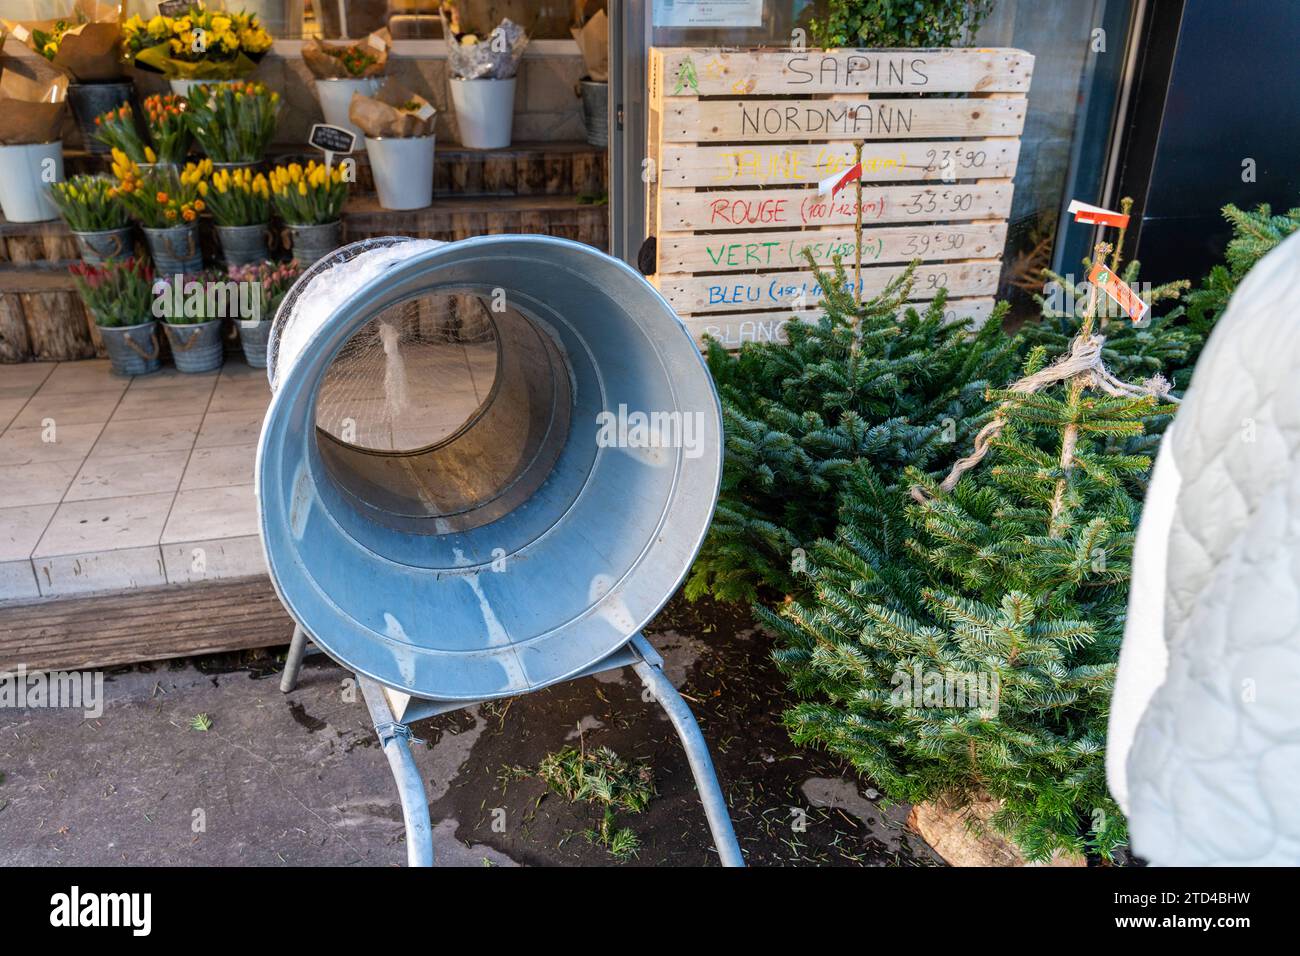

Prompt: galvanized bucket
[238,320,272,368]
[143,224,203,275]
[217,223,270,268]
[67,82,135,154]
[73,226,135,265]
[287,220,343,267]
[164,319,224,373]
[99,320,161,376]
[579,80,608,148]
[212,159,264,174]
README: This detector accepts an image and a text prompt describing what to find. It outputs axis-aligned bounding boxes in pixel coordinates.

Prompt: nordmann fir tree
[687,251,1021,605]
[769,242,1174,861]
[1023,200,1196,394]
[1185,199,1300,348]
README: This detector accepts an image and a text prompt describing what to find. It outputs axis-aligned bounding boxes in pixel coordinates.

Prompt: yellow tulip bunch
[110,150,212,228]
[49,175,130,232]
[123,3,273,76]
[268,161,349,226]
[207,166,272,227]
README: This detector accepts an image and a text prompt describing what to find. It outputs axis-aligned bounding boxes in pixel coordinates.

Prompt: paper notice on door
[654,0,765,28]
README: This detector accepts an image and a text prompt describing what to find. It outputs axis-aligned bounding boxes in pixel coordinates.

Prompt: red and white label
[1089,262,1149,324]
[1069,199,1130,229]
[818,162,862,198]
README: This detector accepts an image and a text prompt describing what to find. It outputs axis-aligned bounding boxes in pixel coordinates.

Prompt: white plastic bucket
[169,77,239,98]
[365,135,435,210]
[316,77,383,142]
[449,77,516,149]
[0,141,63,223]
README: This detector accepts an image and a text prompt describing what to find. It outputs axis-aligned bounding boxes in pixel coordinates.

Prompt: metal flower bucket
[163,319,224,373]
[238,320,272,368]
[216,223,270,268]
[144,223,203,274]
[99,320,162,376]
[579,80,608,148]
[67,81,136,154]
[73,226,135,265]
[287,221,343,267]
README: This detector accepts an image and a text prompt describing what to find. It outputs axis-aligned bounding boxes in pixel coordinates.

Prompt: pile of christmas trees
[691,213,1254,860]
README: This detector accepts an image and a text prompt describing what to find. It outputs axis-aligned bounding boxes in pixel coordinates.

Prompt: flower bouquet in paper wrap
[439,4,527,149]
[440,5,529,81]
[0,54,69,221]
[302,27,391,79]
[302,27,391,140]
[350,79,437,210]
[3,0,125,82]
[121,2,272,86]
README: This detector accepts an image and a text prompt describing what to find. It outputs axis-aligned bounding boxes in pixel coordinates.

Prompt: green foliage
[1023,251,1194,391]
[806,0,995,49]
[533,745,654,861]
[1185,201,1300,347]
[771,330,1169,860]
[688,255,1021,605]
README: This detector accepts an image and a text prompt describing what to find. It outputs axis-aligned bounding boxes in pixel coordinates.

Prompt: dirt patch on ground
[415,596,943,867]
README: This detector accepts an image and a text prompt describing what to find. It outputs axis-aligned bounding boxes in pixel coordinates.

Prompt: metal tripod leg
[630,635,745,867]
[358,675,435,867]
[280,624,309,693]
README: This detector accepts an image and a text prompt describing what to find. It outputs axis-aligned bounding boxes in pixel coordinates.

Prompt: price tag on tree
[1089,261,1150,324]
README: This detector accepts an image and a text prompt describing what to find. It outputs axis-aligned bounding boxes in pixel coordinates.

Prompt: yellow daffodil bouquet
[207,166,271,227]
[122,2,273,80]
[268,161,348,226]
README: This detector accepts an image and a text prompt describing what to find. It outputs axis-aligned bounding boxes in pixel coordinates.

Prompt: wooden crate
[646,47,1033,348]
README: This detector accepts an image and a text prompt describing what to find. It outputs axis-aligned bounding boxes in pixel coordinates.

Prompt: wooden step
[62,140,608,199]
[0,192,608,361]
[0,576,293,672]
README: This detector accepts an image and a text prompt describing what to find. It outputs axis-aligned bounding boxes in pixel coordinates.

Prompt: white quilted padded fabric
[1112,230,1300,865]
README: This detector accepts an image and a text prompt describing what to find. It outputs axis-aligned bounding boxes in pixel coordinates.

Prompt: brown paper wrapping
[0,54,69,144]
[348,79,437,138]
[2,1,124,82]
[302,28,391,80]
[571,9,607,82]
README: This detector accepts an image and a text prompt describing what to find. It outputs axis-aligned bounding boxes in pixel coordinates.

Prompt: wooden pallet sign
[646,46,1033,348]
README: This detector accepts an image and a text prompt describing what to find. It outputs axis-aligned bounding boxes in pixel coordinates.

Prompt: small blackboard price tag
[309,123,358,155]
[158,1,191,16]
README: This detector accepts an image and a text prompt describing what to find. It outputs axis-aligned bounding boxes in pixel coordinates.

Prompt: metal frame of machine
[278,624,744,867]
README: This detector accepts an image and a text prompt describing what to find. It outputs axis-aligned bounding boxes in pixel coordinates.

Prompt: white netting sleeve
[269,238,498,453]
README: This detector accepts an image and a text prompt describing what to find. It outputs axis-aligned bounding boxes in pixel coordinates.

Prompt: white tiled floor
[1,340,497,603]
[0,358,270,601]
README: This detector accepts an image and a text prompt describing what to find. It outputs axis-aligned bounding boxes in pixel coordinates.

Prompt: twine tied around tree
[912,239,1175,507]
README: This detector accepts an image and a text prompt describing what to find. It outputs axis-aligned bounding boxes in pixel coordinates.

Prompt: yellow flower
[144,146,157,163]
[298,181,307,196]
[211,16,231,34]
[147,15,167,36]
